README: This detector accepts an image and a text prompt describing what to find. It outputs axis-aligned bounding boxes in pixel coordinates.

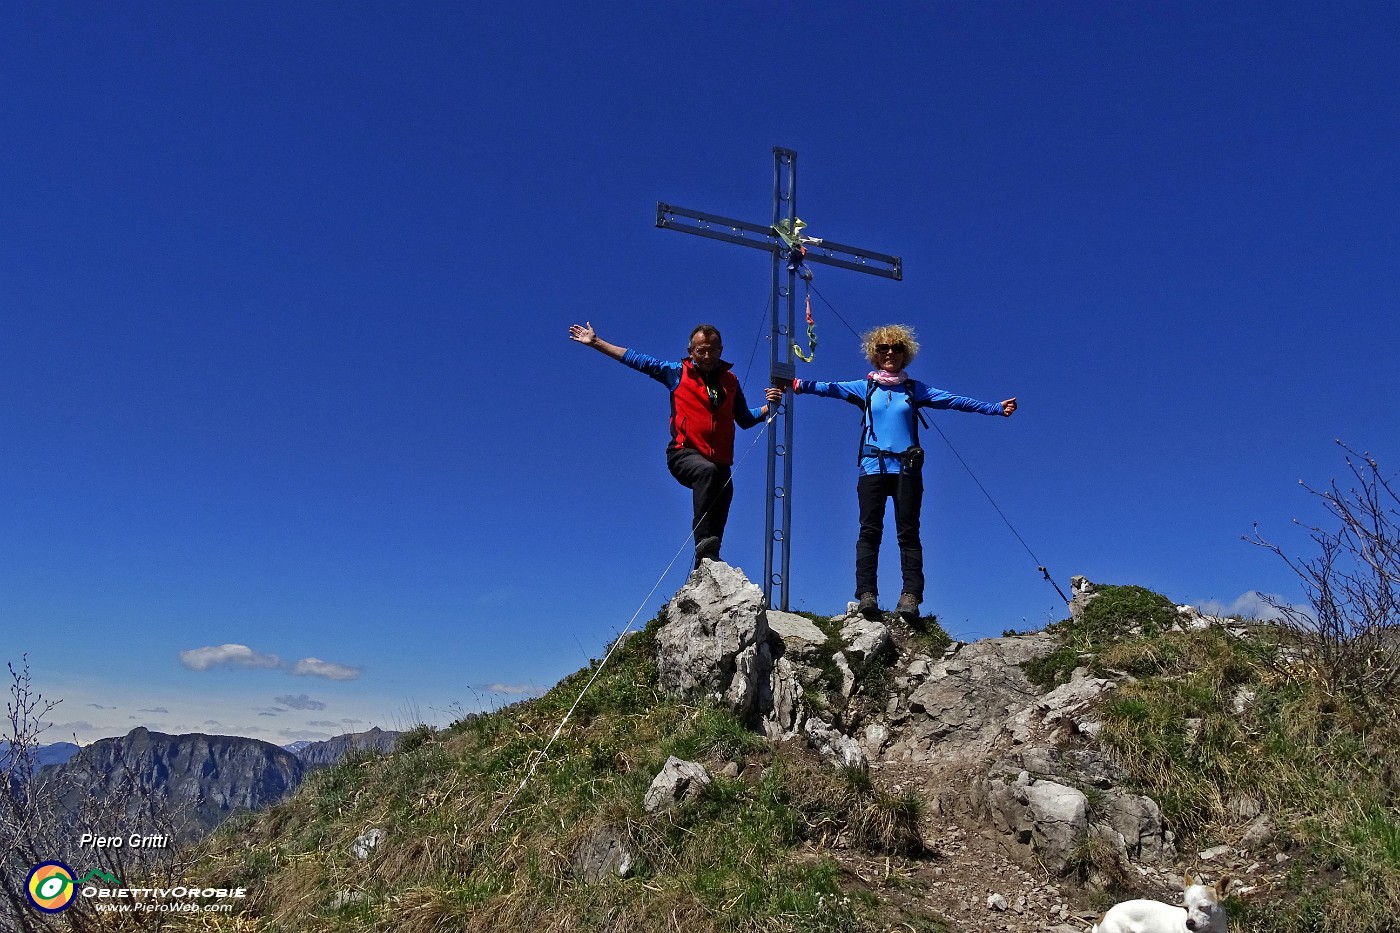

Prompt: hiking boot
[857,592,881,620]
[694,536,721,569]
[896,593,920,623]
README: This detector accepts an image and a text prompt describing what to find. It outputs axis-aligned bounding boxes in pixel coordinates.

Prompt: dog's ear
[1215,875,1232,896]
[1183,872,1196,888]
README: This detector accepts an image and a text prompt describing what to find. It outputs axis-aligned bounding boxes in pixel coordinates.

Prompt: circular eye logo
[26,862,77,913]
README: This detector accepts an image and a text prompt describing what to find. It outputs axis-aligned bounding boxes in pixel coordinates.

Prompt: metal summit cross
[656,146,902,610]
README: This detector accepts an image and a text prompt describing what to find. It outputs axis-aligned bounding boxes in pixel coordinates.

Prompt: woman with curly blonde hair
[793,324,1016,622]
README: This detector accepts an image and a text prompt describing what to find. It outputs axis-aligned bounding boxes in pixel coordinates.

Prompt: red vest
[669,359,741,465]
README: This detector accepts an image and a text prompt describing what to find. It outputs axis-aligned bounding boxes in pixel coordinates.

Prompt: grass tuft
[174,610,933,932]
[1017,580,1400,930]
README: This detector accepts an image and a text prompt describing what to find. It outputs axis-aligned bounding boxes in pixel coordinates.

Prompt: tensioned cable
[739,291,774,388]
[807,281,1069,605]
[806,281,862,348]
[489,404,780,830]
[924,420,1069,603]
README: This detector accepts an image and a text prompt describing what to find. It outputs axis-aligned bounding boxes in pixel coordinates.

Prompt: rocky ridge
[40,726,404,848]
[47,728,304,840]
[292,726,401,769]
[626,561,1286,931]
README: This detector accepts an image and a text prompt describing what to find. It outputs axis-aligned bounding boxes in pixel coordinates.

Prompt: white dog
[1091,875,1230,933]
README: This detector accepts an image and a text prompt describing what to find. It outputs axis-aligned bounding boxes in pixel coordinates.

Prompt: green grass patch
[908,612,954,657]
[178,610,934,933]
[1019,582,1399,929]
[1022,584,1185,689]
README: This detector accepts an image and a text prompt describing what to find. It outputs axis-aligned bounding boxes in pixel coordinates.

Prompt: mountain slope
[47,727,304,839]
[153,567,1397,933]
[294,727,400,769]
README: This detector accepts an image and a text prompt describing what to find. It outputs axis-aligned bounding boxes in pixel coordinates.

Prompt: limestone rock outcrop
[655,561,772,722]
[648,565,1239,883]
[644,756,712,813]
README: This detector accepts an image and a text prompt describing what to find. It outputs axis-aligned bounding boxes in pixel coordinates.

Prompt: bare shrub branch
[2,660,199,932]
[1248,442,1400,700]
[1,656,63,933]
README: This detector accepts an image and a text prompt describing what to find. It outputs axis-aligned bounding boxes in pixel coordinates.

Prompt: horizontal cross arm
[803,239,903,280]
[656,202,778,253]
[657,201,902,280]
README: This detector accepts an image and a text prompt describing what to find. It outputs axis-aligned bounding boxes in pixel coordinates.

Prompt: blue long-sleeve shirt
[796,377,1002,475]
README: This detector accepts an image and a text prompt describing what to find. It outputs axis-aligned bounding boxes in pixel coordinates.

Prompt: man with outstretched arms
[569,321,783,568]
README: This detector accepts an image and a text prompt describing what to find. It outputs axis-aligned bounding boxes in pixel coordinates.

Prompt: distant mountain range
[0,739,80,772]
[292,726,400,768]
[30,726,401,844]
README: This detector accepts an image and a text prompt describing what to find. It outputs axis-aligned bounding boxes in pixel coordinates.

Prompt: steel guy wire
[739,290,775,389]
[488,406,779,831]
[806,281,1068,604]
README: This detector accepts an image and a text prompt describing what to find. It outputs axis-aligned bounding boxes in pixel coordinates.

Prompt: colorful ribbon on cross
[793,280,817,362]
[774,218,818,362]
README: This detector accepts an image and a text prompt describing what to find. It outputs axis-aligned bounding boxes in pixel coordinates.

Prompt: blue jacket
[623,350,766,465]
[796,377,1002,475]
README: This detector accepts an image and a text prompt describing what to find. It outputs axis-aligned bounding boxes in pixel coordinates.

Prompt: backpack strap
[858,377,879,465]
[858,379,930,478]
[905,381,929,448]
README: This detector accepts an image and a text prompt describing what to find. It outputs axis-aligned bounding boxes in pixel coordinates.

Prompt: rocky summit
[639,561,1275,931]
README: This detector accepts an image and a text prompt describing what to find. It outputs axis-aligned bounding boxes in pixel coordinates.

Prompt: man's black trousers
[666,448,733,551]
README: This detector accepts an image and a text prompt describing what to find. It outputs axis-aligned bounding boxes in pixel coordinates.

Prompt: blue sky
[4,2,1396,746]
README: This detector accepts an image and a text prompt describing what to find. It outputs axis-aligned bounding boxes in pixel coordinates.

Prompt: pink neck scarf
[867,369,908,387]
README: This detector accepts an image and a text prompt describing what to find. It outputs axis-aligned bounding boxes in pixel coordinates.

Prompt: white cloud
[53,720,94,733]
[277,727,332,741]
[293,658,361,681]
[40,677,398,746]
[1196,592,1291,621]
[274,694,326,711]
[180,644,281,672]
[485,683,544,697]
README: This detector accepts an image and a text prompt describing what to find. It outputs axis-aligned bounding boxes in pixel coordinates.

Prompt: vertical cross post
[657,147,901,609]
[767,149,798,610]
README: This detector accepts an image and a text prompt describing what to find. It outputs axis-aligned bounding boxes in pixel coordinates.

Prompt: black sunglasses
[875,343,907,355]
